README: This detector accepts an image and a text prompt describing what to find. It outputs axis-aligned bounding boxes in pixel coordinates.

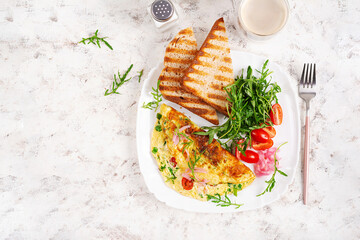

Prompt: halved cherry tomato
[238,150,259,164]
[262,125,276,138]
[252,139,274,150]
[169,157,177,167]
[182,177,194,190]
[270,103,283,125]
[234,139,245,158]
[251,129,270,143]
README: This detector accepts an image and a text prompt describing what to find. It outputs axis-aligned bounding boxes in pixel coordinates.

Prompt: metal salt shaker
[148,0,179,31]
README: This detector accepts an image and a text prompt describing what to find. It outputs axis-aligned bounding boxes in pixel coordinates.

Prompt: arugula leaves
[79,30,113,50]
[257,142,288,197]
[142,79,163,111]
[207,193,243,209]
[194,60,281,153]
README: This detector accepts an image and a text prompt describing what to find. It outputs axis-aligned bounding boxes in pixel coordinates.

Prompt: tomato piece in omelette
[150,104,255,201]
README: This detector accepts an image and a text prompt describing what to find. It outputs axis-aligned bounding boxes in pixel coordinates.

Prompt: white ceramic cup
[233,0,290,40]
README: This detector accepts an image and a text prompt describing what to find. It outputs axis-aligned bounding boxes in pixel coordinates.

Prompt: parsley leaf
[155,125,162,132]
[152,147,158,154]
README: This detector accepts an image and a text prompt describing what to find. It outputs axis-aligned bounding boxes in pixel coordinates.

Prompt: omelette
[151,104,255,201]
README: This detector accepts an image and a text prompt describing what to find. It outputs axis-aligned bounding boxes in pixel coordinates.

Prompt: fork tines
[300,63,316,88]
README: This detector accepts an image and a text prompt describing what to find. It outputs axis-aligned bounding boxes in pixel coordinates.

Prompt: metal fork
[299,63,316,205]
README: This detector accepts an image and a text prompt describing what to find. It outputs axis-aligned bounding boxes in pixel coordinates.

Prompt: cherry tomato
[237,139,245,145]
[252,139,274,150]
[234,139,245,158]
[239,150,259,163]
[270,103,283,125]
[262,125,276,138]
[235,146,242,160]
[251,129,270,143]
[169,157,177,167]
[182,177,194,190]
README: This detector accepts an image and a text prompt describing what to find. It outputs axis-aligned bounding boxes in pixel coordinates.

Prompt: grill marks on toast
[181,18,234,116]
[158,27,219,125]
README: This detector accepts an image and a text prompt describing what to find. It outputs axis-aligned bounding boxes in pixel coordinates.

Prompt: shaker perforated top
[151,0,174,22]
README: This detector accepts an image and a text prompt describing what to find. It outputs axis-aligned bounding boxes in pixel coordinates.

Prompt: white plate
[136,50,300,213]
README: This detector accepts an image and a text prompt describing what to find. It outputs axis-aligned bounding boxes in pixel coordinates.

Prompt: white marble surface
[0,0,359,239]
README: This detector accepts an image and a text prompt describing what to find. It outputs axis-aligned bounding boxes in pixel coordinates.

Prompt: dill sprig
[79,30,113,50]
[142,79,162,111]
[207,193,243,209]
[194,60,281,154]
[257,142,288,197]
[104,64,133,96]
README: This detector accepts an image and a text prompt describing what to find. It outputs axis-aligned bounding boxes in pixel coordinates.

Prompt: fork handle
[303,115,310,205]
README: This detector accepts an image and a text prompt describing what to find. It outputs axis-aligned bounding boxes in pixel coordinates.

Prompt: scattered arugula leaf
[142,79,163,111]
[138,69,144,82]
[257,142,288,197]
[104,64,133,96]
[79,30,113,50]
[207,193,243,209]
[194,60,281,153]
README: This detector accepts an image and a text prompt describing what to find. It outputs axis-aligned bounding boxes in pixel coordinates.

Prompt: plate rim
[136,50,301,213]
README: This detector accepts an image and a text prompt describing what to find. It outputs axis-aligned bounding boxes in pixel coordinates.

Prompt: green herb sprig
[187,150,202,181]
[166,167,178,183]
[79,30,113,50]
[159,163,166,172]
[194,60,281,153]
[207,193,243,209]
[142,79,163,111]
[138,69,144,82]
[175,129,194,153]
[180,133,193,153]
[104,64,133,96]
[257,142,288,197]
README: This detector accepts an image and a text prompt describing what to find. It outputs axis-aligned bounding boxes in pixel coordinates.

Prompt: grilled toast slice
[181,18,234,116]
[159,27,219,125]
